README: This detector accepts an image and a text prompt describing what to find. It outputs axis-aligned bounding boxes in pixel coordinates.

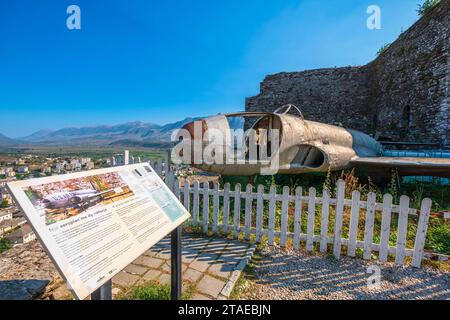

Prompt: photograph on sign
[23,172,134,225]
[7,164,190,300]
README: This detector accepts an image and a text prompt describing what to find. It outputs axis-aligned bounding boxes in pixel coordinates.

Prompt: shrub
[120,281,192,300]
[0,237,12,254]
[0,200,10,208]
[417,0,440,17]
[377,43,391,56]
[426,222,450,255]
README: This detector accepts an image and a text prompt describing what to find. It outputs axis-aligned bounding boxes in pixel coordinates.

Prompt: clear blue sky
[0,0,421,138]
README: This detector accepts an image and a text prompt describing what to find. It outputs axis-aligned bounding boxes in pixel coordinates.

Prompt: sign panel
[7,163,190,300]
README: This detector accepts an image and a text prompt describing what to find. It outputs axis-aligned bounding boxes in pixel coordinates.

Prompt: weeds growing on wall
[417,0,441,17]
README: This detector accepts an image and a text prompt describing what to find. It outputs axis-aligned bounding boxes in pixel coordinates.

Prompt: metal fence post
[91,280,112,300]
[171,226,182,300]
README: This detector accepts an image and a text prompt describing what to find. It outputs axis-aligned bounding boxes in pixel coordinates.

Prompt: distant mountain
[0,133,18,146]
[22,129,54,141]
[18,117,202,147]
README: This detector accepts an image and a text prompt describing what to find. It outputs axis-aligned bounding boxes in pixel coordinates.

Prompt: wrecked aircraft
[178,105,450,178]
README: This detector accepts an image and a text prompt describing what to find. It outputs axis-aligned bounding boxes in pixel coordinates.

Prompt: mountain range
[0,133,17,145]
[0,117,201,148]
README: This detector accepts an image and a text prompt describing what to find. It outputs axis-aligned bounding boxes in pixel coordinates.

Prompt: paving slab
[155,249,172,260]
[201,240,230,254]
[191,293,212,300]
[183,238,211,251]
[189,257,211,273]
[161,261,171,273]
[207,261,235,279]
[157,273,171,285]
[218,252,246,265]
[182,248,199,263]
[124,264,148,276]
[184,268,203,283]
[197,275,226,298]
[133,255,165,269]
[113,271,140,288]
[141,269,162,282]
[112,233,255,300]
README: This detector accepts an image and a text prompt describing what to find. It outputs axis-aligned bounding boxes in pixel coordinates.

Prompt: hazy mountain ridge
[0,117,202,147]
[0,133,18,146]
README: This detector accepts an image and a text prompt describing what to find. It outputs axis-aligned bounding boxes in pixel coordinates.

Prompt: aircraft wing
[350,157,450,177]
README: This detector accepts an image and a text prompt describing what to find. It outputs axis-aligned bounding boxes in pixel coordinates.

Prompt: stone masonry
[246,1,449,146]
[0,235,255,300]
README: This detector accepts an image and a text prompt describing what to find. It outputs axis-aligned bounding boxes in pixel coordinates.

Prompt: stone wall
[246,1,449,146]
[0,241,71,300]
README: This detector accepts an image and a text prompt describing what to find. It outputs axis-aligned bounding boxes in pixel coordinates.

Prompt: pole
[171,226,182,300]
[91,280,112,300]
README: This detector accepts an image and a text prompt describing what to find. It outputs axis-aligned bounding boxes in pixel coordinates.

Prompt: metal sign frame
[91,226,182,300]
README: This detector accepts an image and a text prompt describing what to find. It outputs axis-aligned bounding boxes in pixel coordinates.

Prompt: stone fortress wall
[246,1,449,147]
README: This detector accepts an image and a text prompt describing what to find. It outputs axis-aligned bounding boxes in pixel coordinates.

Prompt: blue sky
[0,0,421,137]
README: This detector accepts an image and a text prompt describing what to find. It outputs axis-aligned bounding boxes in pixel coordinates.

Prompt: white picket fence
[149,160,448,268]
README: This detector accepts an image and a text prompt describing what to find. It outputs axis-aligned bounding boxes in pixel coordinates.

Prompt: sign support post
[91,280,112,300]
[171,226,182,300]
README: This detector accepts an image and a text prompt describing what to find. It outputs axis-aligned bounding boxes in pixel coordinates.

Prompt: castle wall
[246,1,449,146]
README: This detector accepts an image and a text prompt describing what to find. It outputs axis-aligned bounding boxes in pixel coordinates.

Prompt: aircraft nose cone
[181,119,207,142]
[180,119,207,165]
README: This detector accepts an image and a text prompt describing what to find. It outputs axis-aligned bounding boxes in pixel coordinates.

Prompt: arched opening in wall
[402,106,412,128]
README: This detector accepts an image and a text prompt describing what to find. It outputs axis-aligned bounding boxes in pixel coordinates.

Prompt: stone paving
[112,234,255,300]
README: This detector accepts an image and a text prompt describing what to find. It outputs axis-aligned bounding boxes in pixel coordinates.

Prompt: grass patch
[229,246,265,299]
[118,281,193,300]
[425,222,450,255]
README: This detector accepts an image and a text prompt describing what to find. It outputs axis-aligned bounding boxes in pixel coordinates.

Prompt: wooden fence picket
[166,170,174,191]
[280,186,290,247]
[222,183,231,235]
[347,190,361,257]
[233,184,241,239]
[255,185,265,243]
[202,184,210,233]
[165,168,440,268]
[192,181,200,225]
[174,180,180,199]
[319,189,330,253]
[395,196,410,265]
[212,183,220,234]
[294,187,303,251]
[333,180,345,259]
[268,185,277,246]
[379,194,393,262]
[412,198,432,268]
[183,180,190,211]
[306,187,316,252]
[244,184,253,241]
[155,160,163,177]
[363,192,376,260]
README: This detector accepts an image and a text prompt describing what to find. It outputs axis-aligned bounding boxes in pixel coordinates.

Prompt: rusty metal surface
[180,111,450,177]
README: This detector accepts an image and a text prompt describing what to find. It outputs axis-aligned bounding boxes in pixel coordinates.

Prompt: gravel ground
[238,246,449,300]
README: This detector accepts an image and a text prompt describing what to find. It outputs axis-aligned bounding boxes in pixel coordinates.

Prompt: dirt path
[237,246,449,300]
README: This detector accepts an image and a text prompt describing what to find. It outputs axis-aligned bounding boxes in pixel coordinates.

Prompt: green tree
[0,200,9,208]
[0,238,12,253]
